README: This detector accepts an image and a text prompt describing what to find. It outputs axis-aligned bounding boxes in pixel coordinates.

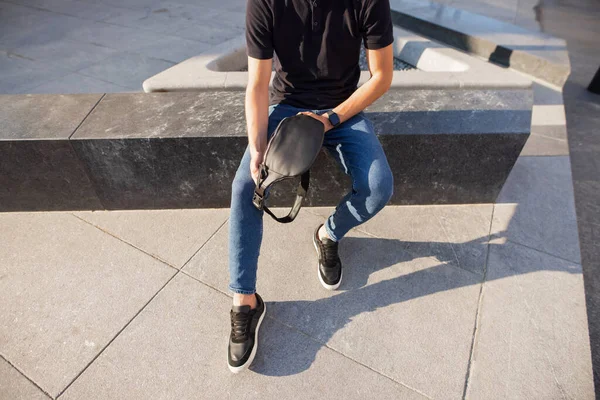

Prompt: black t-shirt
[246,0,394,110]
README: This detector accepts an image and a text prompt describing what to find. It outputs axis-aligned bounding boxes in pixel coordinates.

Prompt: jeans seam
[229,286,256,295]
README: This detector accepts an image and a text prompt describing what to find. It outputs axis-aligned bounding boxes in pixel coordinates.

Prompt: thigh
[322,113,389,178]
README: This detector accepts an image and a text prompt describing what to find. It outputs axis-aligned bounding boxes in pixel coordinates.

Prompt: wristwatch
[325,111,341,128]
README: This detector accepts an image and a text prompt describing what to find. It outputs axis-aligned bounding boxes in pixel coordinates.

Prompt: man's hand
[297,111,334,133]
[250,148,264,185]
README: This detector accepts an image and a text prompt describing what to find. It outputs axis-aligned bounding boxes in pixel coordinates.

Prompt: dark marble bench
[0,89,531,211]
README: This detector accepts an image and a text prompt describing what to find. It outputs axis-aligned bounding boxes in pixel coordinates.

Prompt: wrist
[325,110,341,128]
[249,142,265,156]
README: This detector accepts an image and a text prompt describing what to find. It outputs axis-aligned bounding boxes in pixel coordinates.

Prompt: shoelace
[319,239,340,269]
[230,310,252,341]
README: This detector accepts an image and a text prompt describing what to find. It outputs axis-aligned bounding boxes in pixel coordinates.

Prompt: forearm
[245,83,270,154]
[332,72,391,124]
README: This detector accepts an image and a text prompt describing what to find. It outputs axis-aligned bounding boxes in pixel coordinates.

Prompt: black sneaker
[313,224,342,290]
[227,293,266,373]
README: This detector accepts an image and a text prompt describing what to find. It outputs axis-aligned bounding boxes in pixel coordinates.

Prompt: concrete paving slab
[60,273,426,400]
[492,156,581,263]
[73,0,163,11]
[24,73,129,94]
[0,212,175,397]
[73,209,229,268]
[77,52,174,90]
[101,3,222,35]
[164,0,242,12]
[211,9,246,31]
[12,0,129,22]
[335,205,494,276]
[183,208,484,398]
[466,240,594,399]
[62,21,171,52]
[519,130,569,156]
[172,20,244,45]
[0,52,71,94]
[0,358,50,400]
[10,39,118,72]
[0,7,88,49]
[128,35,212,64]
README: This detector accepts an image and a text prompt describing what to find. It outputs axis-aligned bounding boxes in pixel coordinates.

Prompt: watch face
[329,112,340,127]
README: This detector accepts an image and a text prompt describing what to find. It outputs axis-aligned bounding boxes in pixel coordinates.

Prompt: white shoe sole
[228,301,266,374]
[313,236,342,291]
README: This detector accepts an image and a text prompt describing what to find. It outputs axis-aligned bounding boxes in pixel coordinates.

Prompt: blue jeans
[228,103,393,294]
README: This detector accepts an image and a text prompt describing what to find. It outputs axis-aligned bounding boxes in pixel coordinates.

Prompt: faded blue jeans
[228,103,393,294]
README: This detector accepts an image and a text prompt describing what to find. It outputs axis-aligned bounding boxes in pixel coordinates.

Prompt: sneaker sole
[312,235,342,291]
[227,301,267,374]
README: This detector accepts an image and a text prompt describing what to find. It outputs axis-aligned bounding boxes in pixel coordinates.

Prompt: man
[228,0,395,373]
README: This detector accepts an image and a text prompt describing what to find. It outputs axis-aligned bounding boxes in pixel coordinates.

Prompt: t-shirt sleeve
[361,0,394,50]
[246,0,274,59]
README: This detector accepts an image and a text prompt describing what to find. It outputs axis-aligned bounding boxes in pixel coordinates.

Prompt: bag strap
[253,170,310,223]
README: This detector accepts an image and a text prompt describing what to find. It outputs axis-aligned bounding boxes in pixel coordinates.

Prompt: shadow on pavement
[250,230,580,376]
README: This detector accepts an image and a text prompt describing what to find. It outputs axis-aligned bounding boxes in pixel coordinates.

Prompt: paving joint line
[0,353,54,400]
[68,213,179,271]
[266,314,434,399]
[179,270,432,399]
[530,130,568,142]
[503,237,581,265]
[68,93,105,139]
[55,267,182,399]
[461,204,495,399]
[54,218,228,398]
[179,217,229,270]
[353,226,486,279]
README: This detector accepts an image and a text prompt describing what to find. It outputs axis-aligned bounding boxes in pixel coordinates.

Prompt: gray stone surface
[64,89,531,209]
[0,358,50,400]
[345,204,494,276]
[519,129,569,156]
[72,91,246,139]
[59,273,427,400]
[0,212,175,397]
[389,0,571,87]
[0,4,88,50]
[0,1,240,93]
[10,39,119,72]
[466,241,594,399]
[73,209,229,268]
[127,35,211,64]
[172,20,243,45]
[183,209,483,398]
[100,4,223,34]
[23,73,129,94]
[17,0,129,22]
[492,156,581,263]
[0,51,72,94]
[62,22,175,53]
[520,82,570,156]
[0,140,103,211]
[0,94,105,212]
[0,93,102,139]
[77,52,174,90]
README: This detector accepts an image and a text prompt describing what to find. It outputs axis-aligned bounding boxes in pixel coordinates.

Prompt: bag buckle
[252,190,264,210]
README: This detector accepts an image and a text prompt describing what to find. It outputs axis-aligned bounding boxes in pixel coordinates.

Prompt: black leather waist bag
[252,114,325,223]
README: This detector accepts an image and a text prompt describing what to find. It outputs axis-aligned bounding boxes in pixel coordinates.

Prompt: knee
[355,165,394,214]
[372,167,394,210]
